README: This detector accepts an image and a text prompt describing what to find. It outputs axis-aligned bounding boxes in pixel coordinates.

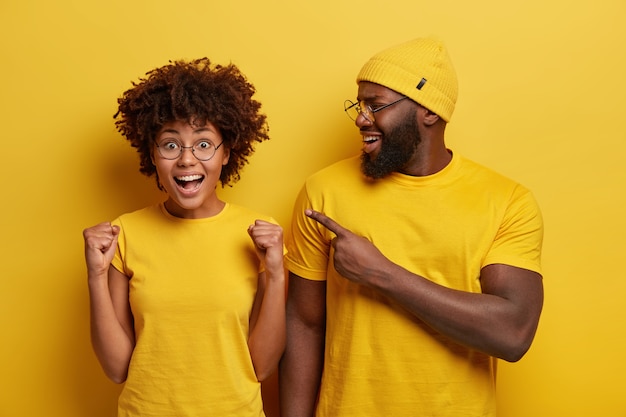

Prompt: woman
[83,58,285,416]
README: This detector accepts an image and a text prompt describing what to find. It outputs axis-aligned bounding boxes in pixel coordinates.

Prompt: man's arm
[305,209,543,362]
[375,261,543,362]
[279,272,326,417]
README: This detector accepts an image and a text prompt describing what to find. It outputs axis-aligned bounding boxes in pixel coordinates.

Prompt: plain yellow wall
[1,0,625,416]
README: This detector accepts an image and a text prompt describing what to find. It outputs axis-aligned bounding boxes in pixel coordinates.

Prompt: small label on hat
[417,78,427,90]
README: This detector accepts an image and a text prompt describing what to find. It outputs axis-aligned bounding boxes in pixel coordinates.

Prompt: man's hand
[305,209,389,285]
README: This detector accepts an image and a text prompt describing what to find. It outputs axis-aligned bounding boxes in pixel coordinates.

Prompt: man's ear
[421,107,440,127]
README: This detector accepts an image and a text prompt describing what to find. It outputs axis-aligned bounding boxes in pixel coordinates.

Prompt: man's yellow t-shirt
[285,153,543,417]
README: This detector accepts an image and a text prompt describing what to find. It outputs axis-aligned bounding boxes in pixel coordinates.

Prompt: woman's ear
[221,147,230,166]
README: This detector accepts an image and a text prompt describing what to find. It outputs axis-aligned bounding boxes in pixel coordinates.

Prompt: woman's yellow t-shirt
[112,203,272,417]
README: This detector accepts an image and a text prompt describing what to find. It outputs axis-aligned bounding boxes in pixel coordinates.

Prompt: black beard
[360,114,421,179]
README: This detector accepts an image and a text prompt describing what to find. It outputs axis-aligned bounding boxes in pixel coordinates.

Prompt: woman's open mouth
[175,174,204,191]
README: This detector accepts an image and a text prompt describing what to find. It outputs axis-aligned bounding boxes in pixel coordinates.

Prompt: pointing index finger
[305,209,348,236]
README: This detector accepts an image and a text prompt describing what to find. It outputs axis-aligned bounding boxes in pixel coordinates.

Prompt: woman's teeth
[175,174,204,189]
[176,174,203,182]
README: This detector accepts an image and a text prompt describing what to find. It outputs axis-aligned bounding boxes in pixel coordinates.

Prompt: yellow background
[1,0,625,416]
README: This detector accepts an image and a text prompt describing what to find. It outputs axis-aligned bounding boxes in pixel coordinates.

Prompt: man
[280,38,544,417]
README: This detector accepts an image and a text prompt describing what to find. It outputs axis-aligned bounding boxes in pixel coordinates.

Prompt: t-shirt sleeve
[483,185,544,275]
[110,217,127,276]
[284,182,331,281]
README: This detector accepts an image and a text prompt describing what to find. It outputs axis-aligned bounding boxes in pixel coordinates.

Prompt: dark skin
[280,81,544,417]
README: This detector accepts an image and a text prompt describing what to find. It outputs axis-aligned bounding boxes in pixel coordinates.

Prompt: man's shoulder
[306,155,362,183]
[457,154,524,188]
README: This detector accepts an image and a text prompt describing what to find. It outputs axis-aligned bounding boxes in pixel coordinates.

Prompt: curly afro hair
[114,58,270,188]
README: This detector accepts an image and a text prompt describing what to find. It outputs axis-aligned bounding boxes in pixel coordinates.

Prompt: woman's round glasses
[344,96,408,122]
[156,140,224,161]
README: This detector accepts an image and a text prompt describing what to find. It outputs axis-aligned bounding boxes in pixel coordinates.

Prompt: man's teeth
[176,175,203,182]
[363,136,378,144]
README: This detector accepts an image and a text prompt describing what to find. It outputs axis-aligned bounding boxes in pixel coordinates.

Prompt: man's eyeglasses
[343,96,408,122]
[156,140,224,161]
